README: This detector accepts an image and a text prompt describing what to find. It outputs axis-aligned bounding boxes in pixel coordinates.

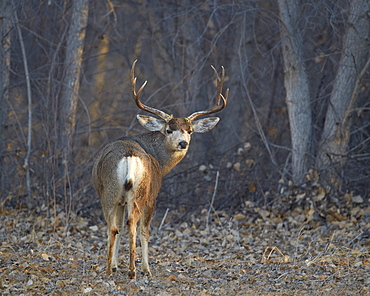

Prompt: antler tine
[131,60,172,121]
[131,60,147,101]
[211,65,224,106]
[187,65,229,122]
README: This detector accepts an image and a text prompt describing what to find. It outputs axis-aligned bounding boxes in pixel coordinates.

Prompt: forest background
[1,0,369,224]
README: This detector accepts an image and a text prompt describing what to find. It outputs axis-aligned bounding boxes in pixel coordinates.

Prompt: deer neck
[132,132,187,176]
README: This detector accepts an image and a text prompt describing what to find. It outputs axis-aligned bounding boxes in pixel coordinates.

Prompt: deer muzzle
[179,141,188,150]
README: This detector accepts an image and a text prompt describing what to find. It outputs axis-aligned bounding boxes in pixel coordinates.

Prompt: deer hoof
[128,270,136,279]
[112,267,117,272]
[142,270,152,277]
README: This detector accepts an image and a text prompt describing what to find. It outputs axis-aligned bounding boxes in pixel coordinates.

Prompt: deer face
[165,118,193,151]
[137,115,220,152]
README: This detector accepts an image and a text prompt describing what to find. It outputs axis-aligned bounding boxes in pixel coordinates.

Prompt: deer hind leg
[140,206,154,277]
[106,207,119,276]
[111,203,126,272]
[127,201,141,279]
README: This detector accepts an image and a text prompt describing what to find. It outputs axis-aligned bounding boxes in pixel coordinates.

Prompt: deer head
[131,60,229,152]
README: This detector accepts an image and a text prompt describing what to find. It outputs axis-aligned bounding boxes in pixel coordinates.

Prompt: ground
[0,196,369,296]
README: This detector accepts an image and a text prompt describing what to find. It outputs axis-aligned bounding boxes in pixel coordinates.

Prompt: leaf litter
[0,191,369,296]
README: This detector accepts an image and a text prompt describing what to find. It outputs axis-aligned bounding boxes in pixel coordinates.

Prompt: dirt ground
[1,196,369,296]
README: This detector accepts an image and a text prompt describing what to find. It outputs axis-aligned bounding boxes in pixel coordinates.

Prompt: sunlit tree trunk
[89,33,110,146]
[316,0,370,189]
[278,0,312,184]
[0,0,12,194]
[59,0,89,169]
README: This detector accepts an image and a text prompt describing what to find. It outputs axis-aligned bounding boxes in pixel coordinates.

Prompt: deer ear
[192,117,220,133]
[137,115,166,131]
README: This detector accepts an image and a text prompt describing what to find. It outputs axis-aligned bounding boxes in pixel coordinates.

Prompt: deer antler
[187,65,229,122]
[131,60,173,121]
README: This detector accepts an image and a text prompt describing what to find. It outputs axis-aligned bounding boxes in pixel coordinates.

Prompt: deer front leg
[140,206,154,277]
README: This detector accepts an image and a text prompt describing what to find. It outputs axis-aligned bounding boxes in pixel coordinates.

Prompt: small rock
[199,165,207,172]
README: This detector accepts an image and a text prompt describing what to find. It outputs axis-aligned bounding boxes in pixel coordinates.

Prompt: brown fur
[168,118,193,133]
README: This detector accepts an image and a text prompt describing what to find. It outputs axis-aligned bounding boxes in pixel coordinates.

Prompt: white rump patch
[116,156,145,193]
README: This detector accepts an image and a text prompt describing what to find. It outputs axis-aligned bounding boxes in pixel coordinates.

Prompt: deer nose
[179,141,188,149]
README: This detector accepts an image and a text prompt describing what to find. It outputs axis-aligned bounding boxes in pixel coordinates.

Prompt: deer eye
[166,130,173,134]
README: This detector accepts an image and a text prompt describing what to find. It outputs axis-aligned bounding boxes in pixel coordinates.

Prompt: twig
[207,170,219,228]
[158,208,169,231]
[261,246,290,263]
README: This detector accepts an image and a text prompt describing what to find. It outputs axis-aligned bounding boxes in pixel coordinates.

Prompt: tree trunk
[59,0,89,168]
[58,0,88,219]
[278,0,312,184]
[316,0,370,189]
[0,0,12,195]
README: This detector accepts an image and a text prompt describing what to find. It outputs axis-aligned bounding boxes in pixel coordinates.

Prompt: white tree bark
[317,0,370,187]
[278,0,312,184]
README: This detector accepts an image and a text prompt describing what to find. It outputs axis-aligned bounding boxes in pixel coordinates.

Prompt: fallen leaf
[352,195,363,203]
[258,209,270,220]
[233,162,241,171]
[84,287,93,293]
[41,253,52,261]
[234,213,246,220]
[313,187,326,201]
[167,274,177,282]
[245,159,255,167]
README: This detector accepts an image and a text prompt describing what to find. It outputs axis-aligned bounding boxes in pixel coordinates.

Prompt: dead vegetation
[1,186,369,295]
[1,139,369,296]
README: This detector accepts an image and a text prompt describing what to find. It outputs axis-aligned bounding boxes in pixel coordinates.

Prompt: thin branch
[207,170,220,228]
[158,208,169,231]
[13,4,33,202]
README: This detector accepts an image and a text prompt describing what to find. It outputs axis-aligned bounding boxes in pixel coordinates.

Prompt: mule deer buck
[92,60,229,279]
